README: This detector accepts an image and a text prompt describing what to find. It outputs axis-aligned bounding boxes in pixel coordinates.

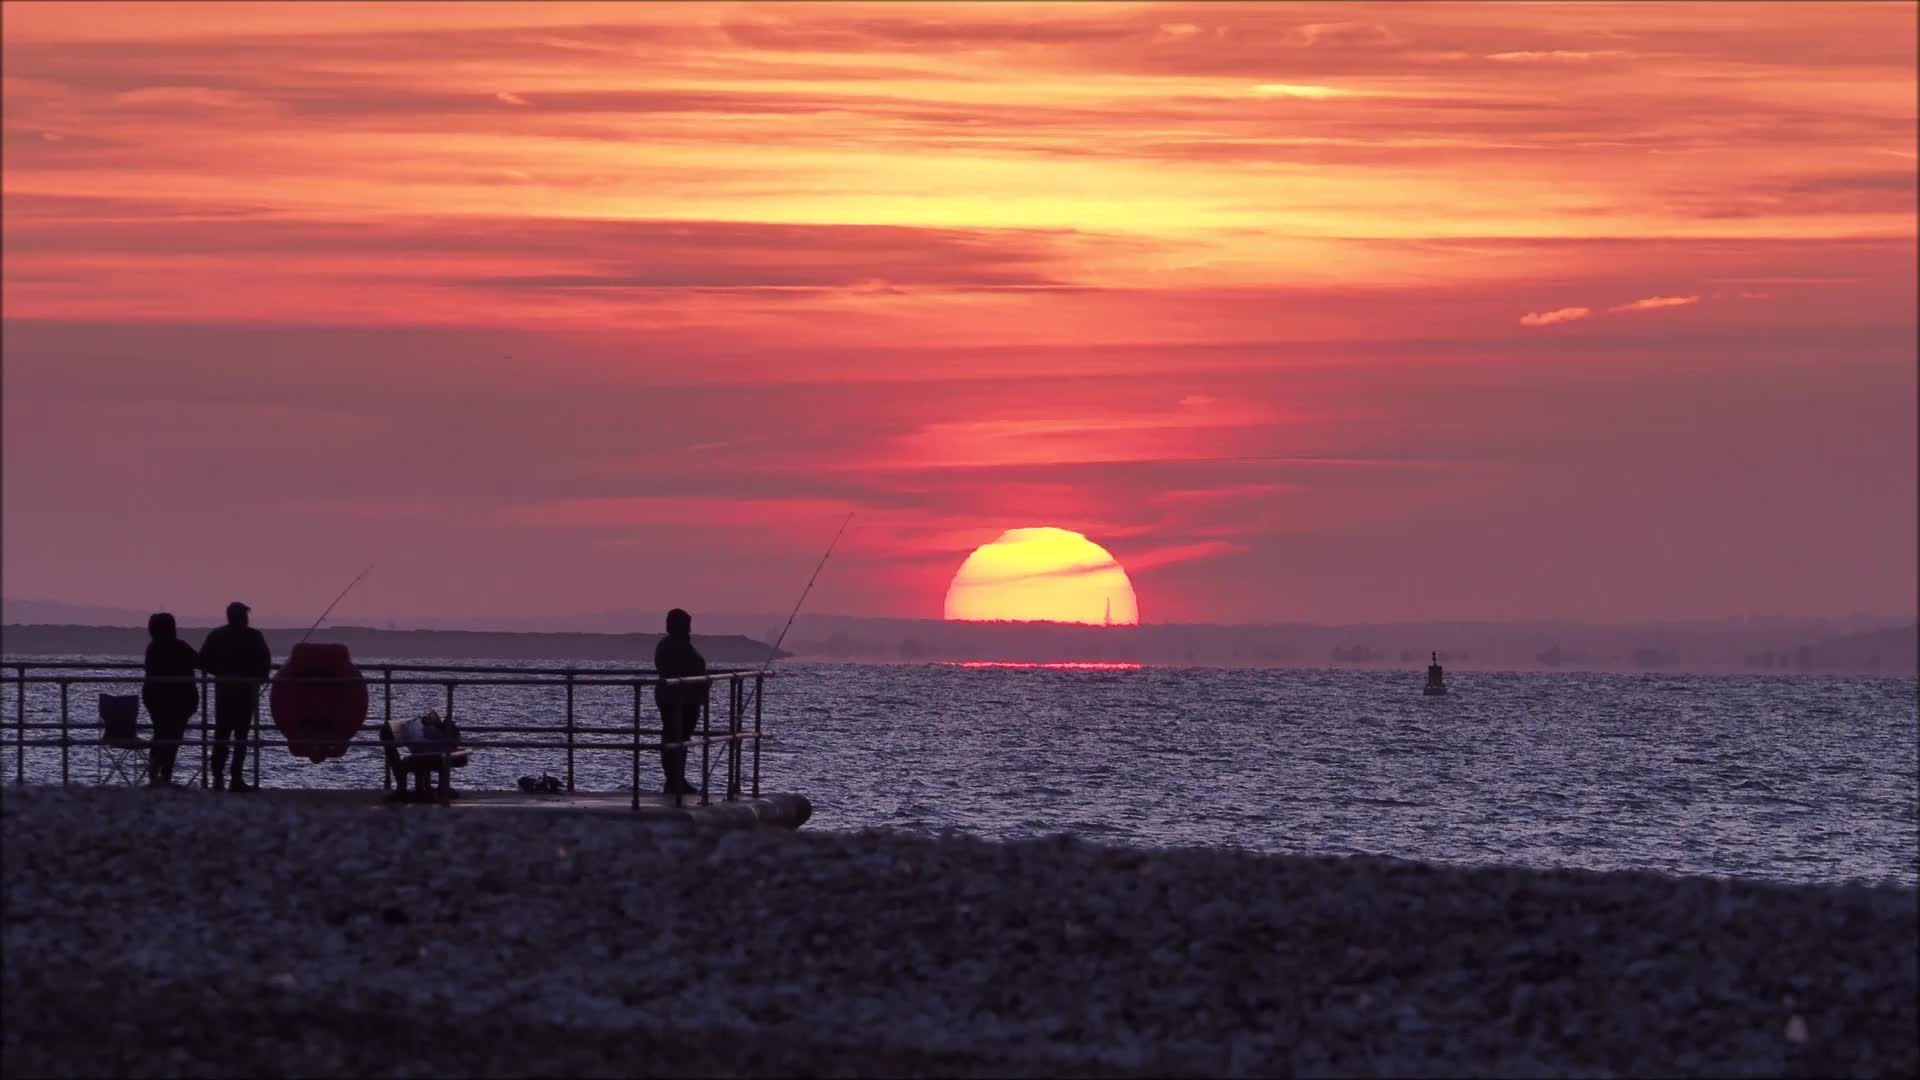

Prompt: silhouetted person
[380,710,461,803]
[1426,651,1446,690]
[653,608,708,797]
[199,601,271,792]
[141,612,199,787]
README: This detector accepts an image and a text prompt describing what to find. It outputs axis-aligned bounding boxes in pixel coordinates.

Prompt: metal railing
[2,659,771,810]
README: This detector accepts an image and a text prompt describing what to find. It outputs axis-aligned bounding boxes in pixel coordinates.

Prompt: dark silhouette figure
[141,612,199,786]
[653,608,708,797]
[199,601,272,791]
[379,710,463,803]
[1425,651,1447,695]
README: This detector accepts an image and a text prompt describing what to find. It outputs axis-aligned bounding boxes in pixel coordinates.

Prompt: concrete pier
[252,787,813,829]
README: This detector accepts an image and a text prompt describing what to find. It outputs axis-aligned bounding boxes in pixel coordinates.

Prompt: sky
[2,1,1915,626]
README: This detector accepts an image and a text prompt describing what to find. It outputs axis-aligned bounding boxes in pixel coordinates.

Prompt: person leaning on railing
[653,607,708,797]
[141,612,199,787]
[199,601,272,792]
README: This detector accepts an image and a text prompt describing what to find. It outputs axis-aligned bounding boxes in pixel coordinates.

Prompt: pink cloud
[1116,541,1249,573]
[1519,306,1593,327]
[1521,294,1702,327]
[1,2,1914,625]
[1608,295,1701,313]
[1150,483,1302,504]
[1486,50,1630,63]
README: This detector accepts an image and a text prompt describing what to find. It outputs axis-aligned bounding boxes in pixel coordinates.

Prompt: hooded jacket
[143,619,200,717]
[653,615,708,712]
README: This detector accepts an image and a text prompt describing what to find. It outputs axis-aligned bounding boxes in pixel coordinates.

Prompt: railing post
[699,691,711,806]
[667,681,682,810]
[200,673,210,787]
[0,663,746,797]
[753,673,763,799]
[252,688,262,789]
[14,665,25,786]
[382,668,393,792]
[58,679,69,785]
[728,676,742,800]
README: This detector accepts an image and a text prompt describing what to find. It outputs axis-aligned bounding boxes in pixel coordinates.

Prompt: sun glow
[947,661,1144,670]
[943,527,1140,625]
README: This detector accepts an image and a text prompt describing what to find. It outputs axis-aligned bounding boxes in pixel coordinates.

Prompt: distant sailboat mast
[1104,597,1112,627]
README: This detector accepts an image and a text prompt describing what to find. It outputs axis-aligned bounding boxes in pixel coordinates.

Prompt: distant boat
[1424,652,1448,696]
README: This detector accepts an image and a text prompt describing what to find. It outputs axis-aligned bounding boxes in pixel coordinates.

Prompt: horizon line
[3,614,1914,633]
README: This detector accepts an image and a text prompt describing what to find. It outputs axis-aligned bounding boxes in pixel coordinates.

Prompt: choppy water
[7,658,1915,887]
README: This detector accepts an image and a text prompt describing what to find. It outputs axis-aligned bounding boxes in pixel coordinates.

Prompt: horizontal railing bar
[14,721,773,742]
[1,659,773,679]
[12,735,774,753]
[5,656,779,804]
[11,711,772,728]
[6,722,774,742]
[2,674,768,689]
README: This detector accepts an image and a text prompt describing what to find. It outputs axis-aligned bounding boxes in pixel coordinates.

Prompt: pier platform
[251,787,813,829]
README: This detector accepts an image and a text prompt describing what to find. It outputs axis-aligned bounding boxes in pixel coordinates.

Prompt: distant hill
[0,624,785,666]
[1792,624,1918,674]
[739,613,1919,674]
[5,595,1913,674]
[2,597,229,627]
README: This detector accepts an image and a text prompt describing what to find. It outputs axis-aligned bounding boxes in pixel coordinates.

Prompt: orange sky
[3,1,1915,624]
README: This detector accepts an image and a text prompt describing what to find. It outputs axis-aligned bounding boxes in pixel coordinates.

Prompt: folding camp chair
[96,694,148,785]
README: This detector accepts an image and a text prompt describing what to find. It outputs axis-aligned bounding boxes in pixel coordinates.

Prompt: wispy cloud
[1519,306,1594,327]
[0,1,1913,623]
[1487,50,1630,64]
[1249,83,1356,100]
[1119,541,1249,573]
[1522,294,1702,326]
[1609,295,1700,313]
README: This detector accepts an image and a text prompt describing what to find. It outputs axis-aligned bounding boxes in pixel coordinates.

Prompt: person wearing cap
[199,601,273,792]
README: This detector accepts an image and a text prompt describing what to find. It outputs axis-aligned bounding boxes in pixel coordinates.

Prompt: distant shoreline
[1,619,1911,675]
[0,624,786,665]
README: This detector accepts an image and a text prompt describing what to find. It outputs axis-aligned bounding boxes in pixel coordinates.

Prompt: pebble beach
[4,785,1915,1077]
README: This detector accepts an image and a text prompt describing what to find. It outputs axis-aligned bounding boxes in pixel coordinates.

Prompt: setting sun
[944,527,1140,626]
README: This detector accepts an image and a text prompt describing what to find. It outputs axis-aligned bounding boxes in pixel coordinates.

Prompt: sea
[7,657,1916,889]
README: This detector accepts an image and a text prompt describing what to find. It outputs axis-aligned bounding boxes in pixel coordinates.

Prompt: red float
[269,642,369,762]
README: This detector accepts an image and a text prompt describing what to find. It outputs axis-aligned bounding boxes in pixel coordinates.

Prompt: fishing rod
[699,514,850,794]
[297,563,375,646]
[743,512,853,707]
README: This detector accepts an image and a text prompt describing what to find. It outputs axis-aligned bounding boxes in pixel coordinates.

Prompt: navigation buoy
[269,642,369,762]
